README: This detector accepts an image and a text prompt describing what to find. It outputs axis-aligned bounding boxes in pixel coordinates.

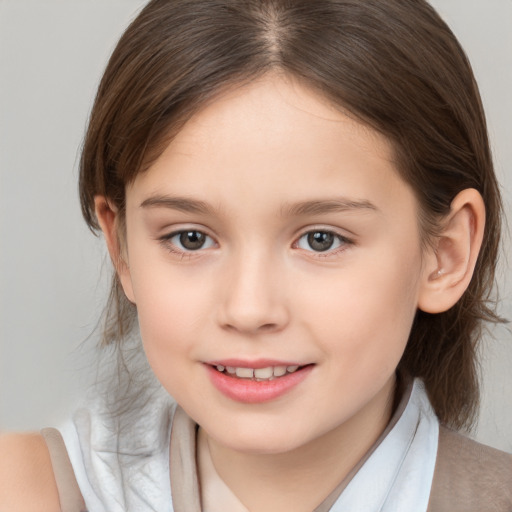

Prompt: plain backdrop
[0,0,511,451]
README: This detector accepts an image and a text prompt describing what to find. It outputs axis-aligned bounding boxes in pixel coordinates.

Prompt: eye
[296,230,349,253]
[164,230,216,251]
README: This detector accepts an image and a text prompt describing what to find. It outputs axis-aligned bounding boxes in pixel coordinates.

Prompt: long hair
[79,0,503,429]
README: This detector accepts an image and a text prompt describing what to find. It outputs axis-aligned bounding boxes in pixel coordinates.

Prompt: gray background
[1,1,511,450]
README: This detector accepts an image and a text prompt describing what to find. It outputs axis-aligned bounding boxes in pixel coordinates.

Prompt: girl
[1,0,510,510]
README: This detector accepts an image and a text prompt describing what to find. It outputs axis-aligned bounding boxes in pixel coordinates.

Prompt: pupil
[180,231,205,250]
[308,232,334,252]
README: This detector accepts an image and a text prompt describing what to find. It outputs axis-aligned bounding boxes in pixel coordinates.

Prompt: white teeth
[235,367,254,378]
[215,364,304,379]
[254,367,273,379]
[273,366,287,377]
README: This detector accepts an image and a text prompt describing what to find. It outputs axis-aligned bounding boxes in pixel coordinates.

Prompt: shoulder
[0,432,60,512]
[428,426,512,512]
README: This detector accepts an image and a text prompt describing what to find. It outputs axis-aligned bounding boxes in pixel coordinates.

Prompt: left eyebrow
[139,195,213,214]
[282,198,379,217]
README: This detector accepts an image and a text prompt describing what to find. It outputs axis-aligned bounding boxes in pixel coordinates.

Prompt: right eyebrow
[139,195,213,214]
[282,197,379,217]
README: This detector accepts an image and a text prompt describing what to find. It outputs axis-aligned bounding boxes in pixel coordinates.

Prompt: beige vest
[41,421,512,512]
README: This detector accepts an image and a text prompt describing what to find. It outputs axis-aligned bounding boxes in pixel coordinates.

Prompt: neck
[204,377,397,512]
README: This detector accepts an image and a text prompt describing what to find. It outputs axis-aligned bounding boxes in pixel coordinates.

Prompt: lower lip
[205,364,314,403]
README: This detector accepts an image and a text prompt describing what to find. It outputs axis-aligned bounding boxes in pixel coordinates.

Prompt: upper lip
[205,359,307,369]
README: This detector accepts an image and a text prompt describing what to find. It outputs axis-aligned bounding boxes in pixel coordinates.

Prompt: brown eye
[307,232,335,252]
[164,230,215,251]
[296,230,350,253]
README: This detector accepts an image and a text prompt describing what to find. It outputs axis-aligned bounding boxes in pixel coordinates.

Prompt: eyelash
[159,229,217,257]
[158,228,353,258]
[293,229,353,257]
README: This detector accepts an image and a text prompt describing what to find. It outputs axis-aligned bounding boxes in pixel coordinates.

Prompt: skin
[112,76,407,510]
[121,78,422,453]
[0,433,60,511]
[0,75,484,510]
[95,75,485,512]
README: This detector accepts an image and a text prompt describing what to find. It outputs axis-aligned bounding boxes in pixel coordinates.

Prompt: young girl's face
[118,75,430,454]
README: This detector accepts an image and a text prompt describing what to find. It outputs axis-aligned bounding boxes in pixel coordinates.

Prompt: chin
[206,417,316,455]
[222,434,303,455]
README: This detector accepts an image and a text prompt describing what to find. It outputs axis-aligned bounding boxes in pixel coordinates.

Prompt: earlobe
[94,196,136,304]
[418,189,485,314]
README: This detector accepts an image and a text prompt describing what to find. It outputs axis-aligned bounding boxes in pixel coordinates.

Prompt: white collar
[169,378,439,512]
[328,379,438,512]
[61,378,438,512]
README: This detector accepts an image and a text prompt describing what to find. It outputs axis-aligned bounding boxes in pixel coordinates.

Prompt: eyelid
[158,225,218,255]
[157,222,216,241]
[294,224,355,241]
[292,226,354,255]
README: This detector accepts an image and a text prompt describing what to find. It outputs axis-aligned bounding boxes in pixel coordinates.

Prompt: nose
[217,251,290,335]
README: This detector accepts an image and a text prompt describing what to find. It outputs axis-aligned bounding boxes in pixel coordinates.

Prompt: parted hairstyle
[79,0,503,430]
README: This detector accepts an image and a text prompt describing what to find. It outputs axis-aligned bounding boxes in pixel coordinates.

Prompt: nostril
[259,323,279,332]
[217,291,290,334]
[223,322,279,333]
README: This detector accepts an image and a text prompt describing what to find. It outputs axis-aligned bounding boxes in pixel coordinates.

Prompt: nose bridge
[219,244,288,334]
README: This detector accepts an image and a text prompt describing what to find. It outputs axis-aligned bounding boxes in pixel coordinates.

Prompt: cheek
[126,254,215,382]
[298,251,421,368]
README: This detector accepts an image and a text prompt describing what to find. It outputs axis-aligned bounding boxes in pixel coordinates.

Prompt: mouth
[210,364,306,381]
[204,361,314,403]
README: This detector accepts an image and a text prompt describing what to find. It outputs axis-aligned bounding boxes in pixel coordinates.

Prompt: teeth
[215,364,304,380]
[235,367,254,378]
[273,366,287,377]
[254,367,273,379]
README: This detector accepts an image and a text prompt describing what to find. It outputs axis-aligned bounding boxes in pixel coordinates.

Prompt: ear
[418,188,485,314]
[94,196,136,304]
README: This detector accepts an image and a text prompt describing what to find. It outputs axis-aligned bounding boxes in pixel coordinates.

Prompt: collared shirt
[61,378,439,512]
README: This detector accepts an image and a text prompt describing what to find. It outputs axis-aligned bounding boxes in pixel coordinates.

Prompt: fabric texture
[193,377,416,512]
[428,427,512,512]
[326,379,439,511]
[59,389,175,512]
[59,379,447,512]
[41,428,87,512]
[56,378,512,512]
[196,426,249,512]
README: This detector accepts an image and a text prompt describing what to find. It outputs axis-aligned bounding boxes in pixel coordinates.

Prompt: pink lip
[205,363,314,404]
[207,358,302,369]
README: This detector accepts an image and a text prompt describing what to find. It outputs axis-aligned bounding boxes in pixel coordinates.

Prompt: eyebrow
[140,195,213,214]
[282,198,378,216]
[140,194,378,217]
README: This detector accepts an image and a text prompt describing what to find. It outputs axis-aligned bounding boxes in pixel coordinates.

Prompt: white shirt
[60,379,438,512]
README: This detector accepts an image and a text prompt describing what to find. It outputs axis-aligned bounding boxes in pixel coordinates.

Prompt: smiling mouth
[210,364,308,381]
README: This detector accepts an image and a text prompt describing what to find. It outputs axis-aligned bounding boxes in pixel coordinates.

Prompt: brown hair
[79,0,503,429]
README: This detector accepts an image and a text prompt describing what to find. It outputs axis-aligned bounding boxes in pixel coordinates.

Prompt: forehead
[163,75,391,166]
[127,75,414,219]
